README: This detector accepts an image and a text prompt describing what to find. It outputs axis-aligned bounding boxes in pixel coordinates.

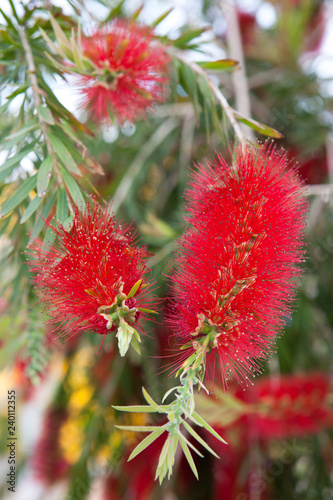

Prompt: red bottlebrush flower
[245,373,333,439]
[32,407,69,484]
[167,144,307,387]
[77,19,169,123]
[27,200,156,355]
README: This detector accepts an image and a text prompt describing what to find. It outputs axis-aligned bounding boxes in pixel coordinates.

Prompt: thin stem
[17,24,74,214]
[112,117,178,213]
[171,48,245,143]
[221,0,254,140]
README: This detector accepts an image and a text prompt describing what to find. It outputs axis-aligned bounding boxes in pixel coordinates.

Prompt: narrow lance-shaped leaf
[189,411,228,444]
[182,419,220,458]
[112,405,160,413]
[128,426,167,461]
[37,104,55,125]
[59,165,85,208]
[127,279,142,298]
[0,174,37,219]
[234,111,283,139]
[197,59,240,72]
[178,434,199,480]
[20,190,44,223]
[29,190,57,242]
[37,155,53,197]
[152,7,173,26]
[0,148,34,175]
[56,187,69,223]
[115,425,163,432]
[142,387,164,412]
[49,133,82,176]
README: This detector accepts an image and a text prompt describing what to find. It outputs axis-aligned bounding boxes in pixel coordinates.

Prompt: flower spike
[27,199,157,356]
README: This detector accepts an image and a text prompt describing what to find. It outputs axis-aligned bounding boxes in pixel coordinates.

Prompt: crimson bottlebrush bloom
[77,19,169,123]
[27,200,156,355]
[167,144,307,386]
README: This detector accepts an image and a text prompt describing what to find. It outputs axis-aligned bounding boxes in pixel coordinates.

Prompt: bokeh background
[0,0,333,499]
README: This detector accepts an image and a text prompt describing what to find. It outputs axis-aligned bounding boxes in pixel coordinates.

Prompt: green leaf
[173,28,207,49]
[39,27,67,58]
[0,149,34,174]
[178,430,203,457]
[137,307,157,314]
[155,434,173,483]
[37,155,53,197]
[37,104,55,125]
[190,411,228,444]
[178,433,198,480]
[5,122,39,143]
[0,166,13,183]
[56,187,69,223]
[233,111,283,139]
[182,420,219,458]
[49,14,71,50]
[130,336,141,355]
[152,8,173,27]
[128,426,167,461]
[29,190,56,242]
[127,279,142,299]
[132,4,143,20]
[6,84,29,100]
[20,191,44,223]
[49,133,82,176]
[112,405,159,413]
[116,317,135,357]
[43,220,57,248]
[59,165,85,207]
[142,387,164,412]
[197,59,239,72]
[62,214,74,232]
[0,174,37,219]
[115,425,163,432]
[104,0,125,22]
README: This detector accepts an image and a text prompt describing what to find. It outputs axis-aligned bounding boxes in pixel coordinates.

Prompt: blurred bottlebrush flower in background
[27,200,157,355]
[31,407,70,484]
[77,19,170,123]
[167,144,308,387]
[242,373,333,439]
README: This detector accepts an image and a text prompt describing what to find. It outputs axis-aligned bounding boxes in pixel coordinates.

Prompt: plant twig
[221,0,254,140]
[170,48,245,143]
[112,118,179,213]
[17,24,74,214]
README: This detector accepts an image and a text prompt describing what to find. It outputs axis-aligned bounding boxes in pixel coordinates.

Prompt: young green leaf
[112,405,159,413]
[190,411,228,444]
[197,59,240,72]
[152,7,173,26]
[178,433,199,480]
[128,426,167,461]
[126,279,142,299]
[116,317,135,357]
[233,111,283,139]
[182,419,220,458]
